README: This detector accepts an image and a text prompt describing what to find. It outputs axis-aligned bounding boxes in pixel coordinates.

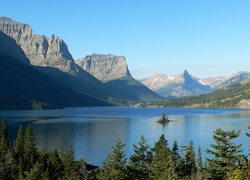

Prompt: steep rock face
[141,70,212,97]
[77,53,161,101]
[0,31,111,109]
[76,53,131,82]
[0,16,78,75]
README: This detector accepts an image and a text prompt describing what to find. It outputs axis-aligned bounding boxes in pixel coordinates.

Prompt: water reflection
[1,107,250,166]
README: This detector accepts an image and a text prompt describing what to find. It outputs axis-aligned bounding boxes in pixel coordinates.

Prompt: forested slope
[148,78,250,109]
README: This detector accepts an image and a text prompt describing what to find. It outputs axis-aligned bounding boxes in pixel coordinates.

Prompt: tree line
[1,117,250,179]
[146,81,250,109]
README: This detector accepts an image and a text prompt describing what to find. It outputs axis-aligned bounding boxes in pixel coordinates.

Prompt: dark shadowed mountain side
[105,77,162,102]
[141,70,212,97]
[147,78,250,109]
[0,17,160,104]
[0,31,111,110]
[76,54,161,101]
[0,16,113,101]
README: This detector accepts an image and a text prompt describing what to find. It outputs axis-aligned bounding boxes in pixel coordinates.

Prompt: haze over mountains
[140,70,250,98]
[0,17,160,109]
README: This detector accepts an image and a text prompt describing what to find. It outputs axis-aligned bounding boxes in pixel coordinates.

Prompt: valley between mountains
[1,16,250,109]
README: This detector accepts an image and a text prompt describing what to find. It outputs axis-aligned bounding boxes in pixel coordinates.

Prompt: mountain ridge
[140,70,212,97]
[0,16,160,107]
[0,31,111,109]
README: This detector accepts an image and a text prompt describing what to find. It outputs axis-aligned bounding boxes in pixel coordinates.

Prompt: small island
[156,113,171,125]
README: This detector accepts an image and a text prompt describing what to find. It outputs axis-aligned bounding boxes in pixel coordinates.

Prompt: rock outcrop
[0,16,78,75]
[76,53,132,82]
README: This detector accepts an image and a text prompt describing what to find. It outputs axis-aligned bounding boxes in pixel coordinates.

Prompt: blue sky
[1,1,250,79]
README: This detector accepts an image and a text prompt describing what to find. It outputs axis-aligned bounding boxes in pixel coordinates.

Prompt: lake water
[1,107,250,166]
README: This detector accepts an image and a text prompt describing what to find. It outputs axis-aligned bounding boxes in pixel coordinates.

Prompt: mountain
[0,31,110,109]
[200,72,250,89]
[76,54,131,82]
[0,16,113,100]
[0,16,76,74]
[76,53,161,101]
[140,70,212,97]
[148,77,250,109]
[0,17,160,106]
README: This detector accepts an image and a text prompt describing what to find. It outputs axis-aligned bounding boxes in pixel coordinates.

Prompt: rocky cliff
[76,53,132,82]
[77,53,161,101]
[0,16,78,75]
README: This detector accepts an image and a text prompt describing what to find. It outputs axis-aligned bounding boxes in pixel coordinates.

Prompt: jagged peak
[182,69,189,75]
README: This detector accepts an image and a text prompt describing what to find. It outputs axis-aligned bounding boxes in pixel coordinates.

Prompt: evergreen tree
[205,128,243,179]
[23,125,38,173]
[196,146,204,180]
[23,161,49,180]
[97,138,127,180]
[171,139,180,166]
[129,135,152,180]
[14,124,25,176]
[171,139,179,178]
[0,117,9,157]
[63,144,79,180]
[150,134,171,180]
[48,149,64,180]
[78,158,90,180]
[0,149,18,180]
[185,140,196,178]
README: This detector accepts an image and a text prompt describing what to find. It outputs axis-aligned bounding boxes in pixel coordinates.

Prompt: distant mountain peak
[183,69,189,74]
[140,70,211,97]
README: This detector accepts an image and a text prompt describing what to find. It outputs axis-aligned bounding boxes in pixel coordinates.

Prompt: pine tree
[23,125,38,173]
[0,150,18,180]
[14,124,25,176]
[78,158,90,180]
[196,146,204,180]
[23,161,49,180]
[150,134,171,180]
[171,139,180,166]
[205,128,243,179]
[63,144,79,180]
[129,135,152,180]
[171,139,179,178]
[48,149,64,180]
[97,138,127,180]
[0,117,9,157]
[185,140,196,178]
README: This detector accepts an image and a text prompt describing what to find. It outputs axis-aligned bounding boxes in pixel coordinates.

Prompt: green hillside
[148,78,250,109]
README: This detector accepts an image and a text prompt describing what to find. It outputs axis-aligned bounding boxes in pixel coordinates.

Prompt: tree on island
[156,113,171,125]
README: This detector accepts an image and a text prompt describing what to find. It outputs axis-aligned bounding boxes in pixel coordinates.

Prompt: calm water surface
[1,107,250,166]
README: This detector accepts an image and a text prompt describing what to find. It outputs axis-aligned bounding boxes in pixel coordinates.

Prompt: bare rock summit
[0,16,78,75]
[76,53,132,82]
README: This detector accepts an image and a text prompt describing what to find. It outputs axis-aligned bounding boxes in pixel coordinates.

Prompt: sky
[1,0,250,79]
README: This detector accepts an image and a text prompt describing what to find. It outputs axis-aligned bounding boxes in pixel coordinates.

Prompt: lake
[1,107,250,166]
